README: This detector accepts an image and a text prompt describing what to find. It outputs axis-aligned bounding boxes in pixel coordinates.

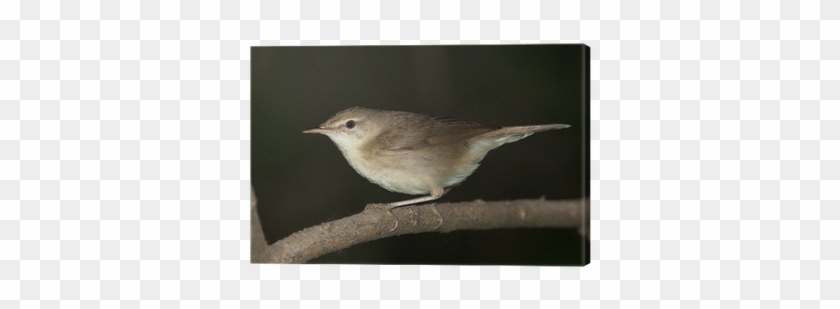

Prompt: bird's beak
[303,126,331,134]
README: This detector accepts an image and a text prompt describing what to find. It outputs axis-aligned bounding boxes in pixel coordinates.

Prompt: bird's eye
[345,120,355,129]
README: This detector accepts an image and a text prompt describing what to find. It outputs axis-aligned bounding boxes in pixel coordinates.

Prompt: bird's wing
[374,116,500,151]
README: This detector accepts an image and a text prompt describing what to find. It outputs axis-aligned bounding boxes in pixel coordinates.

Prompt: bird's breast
[338,143,487,196]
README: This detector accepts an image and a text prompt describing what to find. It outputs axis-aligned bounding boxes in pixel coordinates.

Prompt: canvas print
[251,45,590,265]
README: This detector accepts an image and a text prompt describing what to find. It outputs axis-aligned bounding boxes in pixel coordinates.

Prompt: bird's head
[303,107,383,151]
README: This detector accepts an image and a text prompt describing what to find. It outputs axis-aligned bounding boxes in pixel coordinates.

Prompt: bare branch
[252,198,588,264]
[251,187,272,263]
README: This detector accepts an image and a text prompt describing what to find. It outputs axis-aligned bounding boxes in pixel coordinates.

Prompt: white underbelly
[337,147,482,196]
[340,150,431,195]
[370,173,431,195]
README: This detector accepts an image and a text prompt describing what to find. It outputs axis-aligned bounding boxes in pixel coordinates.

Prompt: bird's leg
[381,187,450,231]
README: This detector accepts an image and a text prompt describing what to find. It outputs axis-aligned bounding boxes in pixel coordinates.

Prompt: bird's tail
[489,124,570,137]
[471,124,571,150]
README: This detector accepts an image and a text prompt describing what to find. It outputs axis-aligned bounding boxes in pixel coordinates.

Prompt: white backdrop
[0,0,838,307]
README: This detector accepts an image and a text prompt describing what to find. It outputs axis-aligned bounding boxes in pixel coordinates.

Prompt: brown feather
[374,115,500,151]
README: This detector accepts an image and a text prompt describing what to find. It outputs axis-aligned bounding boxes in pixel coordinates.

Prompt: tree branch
[252,196,588,264]
[251,186,272,263]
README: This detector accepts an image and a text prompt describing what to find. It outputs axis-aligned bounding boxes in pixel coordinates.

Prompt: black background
[252,45,589,265]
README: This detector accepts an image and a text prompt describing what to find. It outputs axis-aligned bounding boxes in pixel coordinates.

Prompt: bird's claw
[427,203,443,229]
[384,207,399,232]
[370,204,399,232]
[373,203,442,232]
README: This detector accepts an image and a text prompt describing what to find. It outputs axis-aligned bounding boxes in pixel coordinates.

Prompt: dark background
[252,45,589,265]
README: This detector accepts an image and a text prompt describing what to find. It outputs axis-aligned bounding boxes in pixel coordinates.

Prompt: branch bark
[252,195,588,264]
[251,186,272,263]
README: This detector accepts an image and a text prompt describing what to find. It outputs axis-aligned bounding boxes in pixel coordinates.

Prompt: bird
[304,107,570,231]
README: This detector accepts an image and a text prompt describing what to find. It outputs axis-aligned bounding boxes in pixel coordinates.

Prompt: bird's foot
[368,202,443,232]
[368,203,400,232]
[427,203,443,230]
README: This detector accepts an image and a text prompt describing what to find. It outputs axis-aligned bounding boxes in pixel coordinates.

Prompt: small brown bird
[304,107,570,230]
